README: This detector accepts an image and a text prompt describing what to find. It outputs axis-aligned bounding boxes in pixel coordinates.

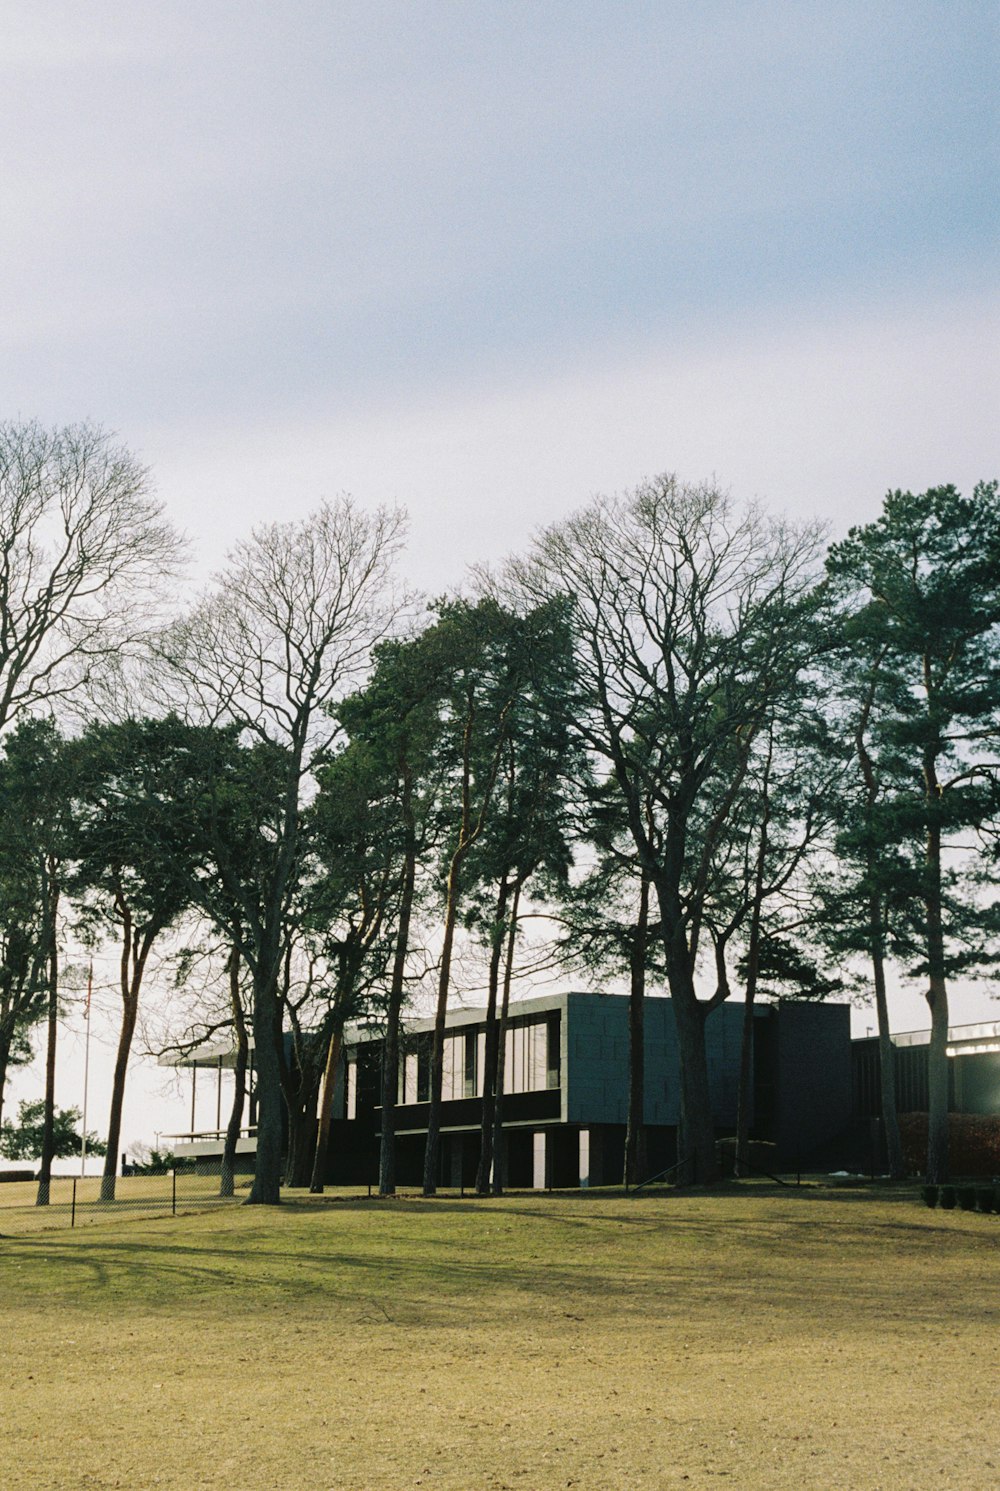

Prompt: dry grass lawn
[2,1184,998,1490]
[0,1171,235,1233]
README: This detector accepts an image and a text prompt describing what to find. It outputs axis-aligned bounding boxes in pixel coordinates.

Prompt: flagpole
[81,963,92,1177]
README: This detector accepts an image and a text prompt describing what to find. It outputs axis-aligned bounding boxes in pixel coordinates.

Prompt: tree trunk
[926,971,950,1185]
[35,863,59,1207]
[247,956,284,1205]
[476,875,510,1194]
[220,948,248,1198]
[735,727,774,1179]
[100,993,139,1202]
[922,732,950,1185]
[285,1074,320,1189]
[655,870,717,1184]
[101,910,154,1203]
[854,671,903,1180]
[423,692,512,1197]
[923,832,950,1184]
[0,1029,10,1133]
[310,1024,343,1194]
[670,984,715,1184]
[623,874,649,1187]
[490,883,521,1196]
[735,893,766,1176]
[868,891,904,1181]
[423,849,462,1196]
[734,993,754,1180]
[380,780,416,1197]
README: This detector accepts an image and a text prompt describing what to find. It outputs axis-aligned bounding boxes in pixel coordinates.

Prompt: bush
[898,1113,1000,1178]
[958,1186,978,1211]
[976,1188,994,1214]
[939,1185,956,1210]
[922,1184,938,1208]
[126,1145,193,1175]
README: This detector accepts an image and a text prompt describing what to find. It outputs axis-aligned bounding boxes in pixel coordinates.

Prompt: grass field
[2,1184,997,1490]
[0,1171,239,1233]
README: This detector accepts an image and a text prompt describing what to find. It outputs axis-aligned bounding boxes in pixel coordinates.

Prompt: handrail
[627,1155,692,1195]
[731,1153,799,1187]
[160,1126,258,1144]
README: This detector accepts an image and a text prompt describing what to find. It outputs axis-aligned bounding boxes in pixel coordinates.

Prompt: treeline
[1,420,997,1200]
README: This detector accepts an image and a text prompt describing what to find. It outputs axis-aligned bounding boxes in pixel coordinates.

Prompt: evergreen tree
[0,1099,106,1161]
[70,717,201,1199]
[335,629,450,1197]
[826,482,1000,1182]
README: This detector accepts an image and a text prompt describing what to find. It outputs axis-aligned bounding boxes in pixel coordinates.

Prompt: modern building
[852,1020,1000,1119]
[165,991,853,1186]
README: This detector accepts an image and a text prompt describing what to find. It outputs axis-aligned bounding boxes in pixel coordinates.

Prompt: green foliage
[67,716,208,939]
[0,1099,106,1160]
[938,1185,956,1210]
[460,597,586,934]
[736,933,845,1002]
[921,1184,938,1208]
[824,482,1000,985]
[0,719,74,1094]
[127,1146,187,1174]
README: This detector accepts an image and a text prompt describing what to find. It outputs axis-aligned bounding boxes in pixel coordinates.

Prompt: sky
[2,1,998,1158]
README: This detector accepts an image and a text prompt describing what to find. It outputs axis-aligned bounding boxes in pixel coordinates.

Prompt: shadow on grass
[5,1183,997,1334]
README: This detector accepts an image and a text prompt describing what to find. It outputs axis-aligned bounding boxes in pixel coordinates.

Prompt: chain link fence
[0,1164,243,1234]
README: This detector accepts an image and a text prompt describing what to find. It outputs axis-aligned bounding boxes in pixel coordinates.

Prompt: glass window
[464,1030,477,1097]
[499,1019,556,1094]
[403,1052,418,1105]
[417,1035,431,1103]
[346,1060,357,1120]
[504,1026,518,1094]
[546,1015,561,1089]
[528,1021,547,1091]
[443,1035,458,1101]
[532,1131,547,1189]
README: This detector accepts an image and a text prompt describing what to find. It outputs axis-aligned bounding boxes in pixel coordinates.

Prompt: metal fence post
[71,1176,77,1229]
[172,1167,177,1216]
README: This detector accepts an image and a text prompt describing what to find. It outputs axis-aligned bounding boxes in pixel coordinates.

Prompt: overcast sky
[3,2,997,589]
[2,1,997,1154]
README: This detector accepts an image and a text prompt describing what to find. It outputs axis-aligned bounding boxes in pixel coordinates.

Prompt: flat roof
[892,1021,1000,1055]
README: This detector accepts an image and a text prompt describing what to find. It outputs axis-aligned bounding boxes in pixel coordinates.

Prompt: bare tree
[0,420,182,732]
[514,476,824,1183]
[159,498,407,1204]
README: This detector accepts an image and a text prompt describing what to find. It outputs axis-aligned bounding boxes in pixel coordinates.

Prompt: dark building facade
[333,992,853,1187]
[167,1003,1000,1184]
[853,1021,1000,1120]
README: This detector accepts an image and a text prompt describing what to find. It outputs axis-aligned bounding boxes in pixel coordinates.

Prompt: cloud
[2,2,994,433]
[138,284,998,592]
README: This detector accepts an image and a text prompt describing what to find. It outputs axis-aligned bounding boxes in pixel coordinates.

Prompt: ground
[2,1184,997,1490]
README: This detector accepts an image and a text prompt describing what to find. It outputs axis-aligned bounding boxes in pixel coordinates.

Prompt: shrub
[958,1186,978,1211]
[898,1113,1000,1178]
[976,1188,994,1214]
[922,1184,938,1208]
[939,1185,956,1210]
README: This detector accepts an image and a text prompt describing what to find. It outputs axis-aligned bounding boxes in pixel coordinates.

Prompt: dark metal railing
[627,1155,693,1195]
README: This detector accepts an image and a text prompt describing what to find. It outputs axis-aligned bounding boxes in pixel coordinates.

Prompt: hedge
[898,1112,1000,1178]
